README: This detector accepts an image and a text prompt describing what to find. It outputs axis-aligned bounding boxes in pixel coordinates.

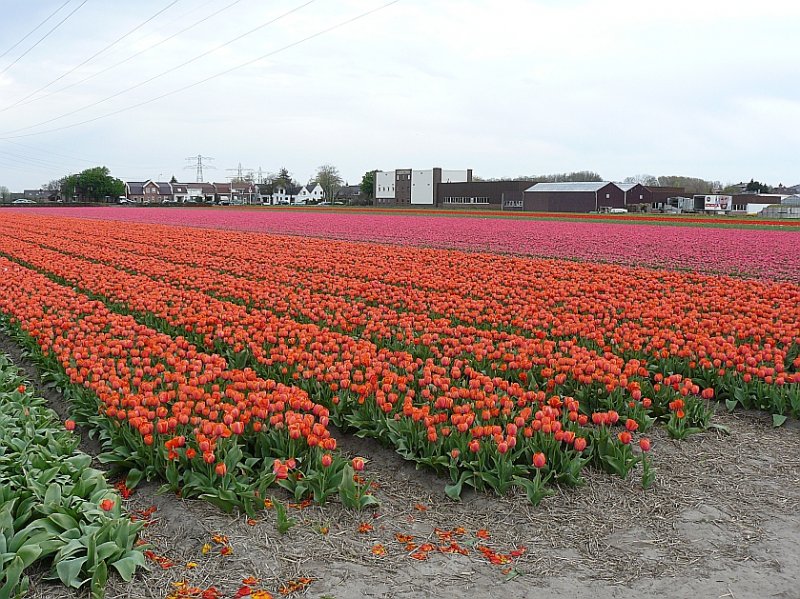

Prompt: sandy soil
[2,333,798,599]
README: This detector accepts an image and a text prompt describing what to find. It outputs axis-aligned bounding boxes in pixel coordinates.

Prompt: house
[230,182,257,204]
[186,183,215,202]
[213,182,232,203]
[125,182,146,203]
[171,183,189,203]
[266,184,300,205]
[374,168,473,205]
[141,180,172,203]
[23,189,49,201]
[334,185,362,203]
[296,182,324,204]
[523,182,625,213]
[437,180,531,210]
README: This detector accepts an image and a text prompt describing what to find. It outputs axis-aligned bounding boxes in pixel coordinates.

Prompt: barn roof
[525,182,613,193]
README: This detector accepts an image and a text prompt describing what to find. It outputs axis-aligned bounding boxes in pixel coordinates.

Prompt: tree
[0,185,10,202]
[61,167,125,201]
[170,175,178,184]
[516,171,604,183]
[745,179,771,193]
[656,176,714,194]
[315,164,343,200]
[623,174,659,186]
[360,170,376,200]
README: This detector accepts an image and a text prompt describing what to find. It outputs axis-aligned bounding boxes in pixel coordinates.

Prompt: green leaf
[124,468,143,489]
[0,555,24,599]
[55,555,88,588]
[444,471,470,501]
[772,414,788,427]
[44,483,62,507]
[725,399,738,412]
[110,552,146,582]
[48,512,79,532]
[15,543,43,568]
[91,559,108,599]
[707,423,731,435]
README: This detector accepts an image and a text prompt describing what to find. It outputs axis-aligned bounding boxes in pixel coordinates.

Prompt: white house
[295,182,325,204]
[268,184,300,205]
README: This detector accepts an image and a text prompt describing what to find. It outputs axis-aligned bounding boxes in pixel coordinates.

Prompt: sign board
[703,195,733,211]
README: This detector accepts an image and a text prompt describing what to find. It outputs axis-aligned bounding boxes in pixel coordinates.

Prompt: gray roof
[784,195,800,206]
[127,181,145,194]
[617,183,637,191]
[525,182,613,193]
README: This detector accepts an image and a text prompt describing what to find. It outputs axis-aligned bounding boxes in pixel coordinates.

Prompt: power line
[1,0,181,113]
[11,0,247,111]
[0,0,90,77]
[0,0,317,135]
[0,0,72,61]
[0,0,401,141]
[0,139,162,171]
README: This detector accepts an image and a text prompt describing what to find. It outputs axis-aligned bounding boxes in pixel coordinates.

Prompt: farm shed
[523,182,625,213]
[437,180,531,210]
[618,183,650,207]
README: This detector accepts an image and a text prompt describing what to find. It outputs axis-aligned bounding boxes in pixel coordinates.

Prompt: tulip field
[0,207,799,597]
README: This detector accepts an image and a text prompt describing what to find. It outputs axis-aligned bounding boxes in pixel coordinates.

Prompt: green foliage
[514,171,605,183]
[745,179,772,193]
[0,354,144,598]
[60,167,124,202]
[655,175,715,194]
[271,498,296,535]
[360,170,376,200]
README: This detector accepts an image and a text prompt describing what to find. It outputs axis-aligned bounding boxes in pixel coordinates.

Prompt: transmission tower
[226,162,254,182]
[185,154,215,182]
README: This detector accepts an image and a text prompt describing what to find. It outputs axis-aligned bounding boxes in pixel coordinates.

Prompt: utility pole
[185,155,215,183]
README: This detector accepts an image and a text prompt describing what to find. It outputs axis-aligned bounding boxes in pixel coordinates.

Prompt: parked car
[12,199,36,204]
[118,198,135,204]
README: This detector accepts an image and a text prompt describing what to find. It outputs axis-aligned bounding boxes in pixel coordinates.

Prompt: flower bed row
[0,257,374,515]
[17,206,800,281]
[5,216,799,421]
[0,222,737,501]
[0,353,144,598]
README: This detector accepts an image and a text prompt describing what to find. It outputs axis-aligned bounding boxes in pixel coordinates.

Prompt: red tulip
[100,499,115,511]
[64,419,76,431]
[532,452,546,469]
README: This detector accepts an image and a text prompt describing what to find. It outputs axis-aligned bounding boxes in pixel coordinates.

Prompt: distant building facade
[437,180,531,210]
[374,168,472,205]
[523,182,626,213]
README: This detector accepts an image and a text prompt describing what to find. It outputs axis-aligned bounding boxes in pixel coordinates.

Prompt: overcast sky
[0,0,798,191]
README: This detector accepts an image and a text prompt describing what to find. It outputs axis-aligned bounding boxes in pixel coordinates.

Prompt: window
[606,193,610,199]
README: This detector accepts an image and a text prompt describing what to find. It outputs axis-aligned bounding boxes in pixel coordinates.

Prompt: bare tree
[623,174,659,186]
[315,164,343,200]
[0,185,10,201]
